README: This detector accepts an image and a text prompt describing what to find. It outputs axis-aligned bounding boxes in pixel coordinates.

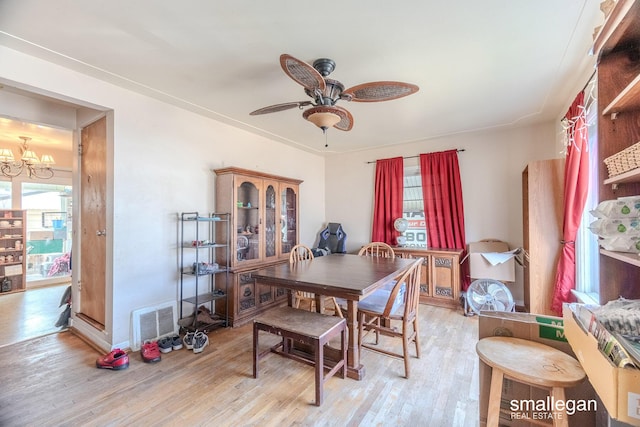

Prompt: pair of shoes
[171,334,183,350]
[183,332,195,350]
[96,348,129,370]
[158,335,183,353]
[141,341,161,363]
[192,331,209,354]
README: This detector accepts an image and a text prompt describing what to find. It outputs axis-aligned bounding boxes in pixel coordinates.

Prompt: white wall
[0,42,590,345]
[324,123,561,303]
[0,45,327,349]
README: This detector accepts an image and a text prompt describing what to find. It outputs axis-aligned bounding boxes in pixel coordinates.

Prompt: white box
[468,240,516,282]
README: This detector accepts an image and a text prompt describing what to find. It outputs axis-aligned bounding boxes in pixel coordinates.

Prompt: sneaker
[141,341,161,363]
[183,332,195,350]
[171,334,183,351]
[192,331,209,354]
[96,348,129,370]
[158,337,173,353]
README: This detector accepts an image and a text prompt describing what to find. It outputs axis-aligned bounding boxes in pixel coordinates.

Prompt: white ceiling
[0,0,603,154]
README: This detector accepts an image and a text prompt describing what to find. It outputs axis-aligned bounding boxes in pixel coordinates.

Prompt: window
[0,181,11,209]
[575,91,599,302]
[22,183,72,282]
[402,166,427,248]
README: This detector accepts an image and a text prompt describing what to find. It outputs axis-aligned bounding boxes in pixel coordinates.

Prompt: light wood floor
[0,284,70,348]
[0,304,480,427]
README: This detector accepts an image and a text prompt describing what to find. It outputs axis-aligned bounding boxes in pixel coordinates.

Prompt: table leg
[345,300,365,380]
[315,294,324,313]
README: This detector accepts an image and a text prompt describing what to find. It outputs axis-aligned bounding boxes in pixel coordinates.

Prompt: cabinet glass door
[236,180,259,263]
[280,186,297,255]
[264,183,277,259]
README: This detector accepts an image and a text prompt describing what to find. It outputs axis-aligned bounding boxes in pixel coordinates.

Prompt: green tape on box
[536,316,567,342]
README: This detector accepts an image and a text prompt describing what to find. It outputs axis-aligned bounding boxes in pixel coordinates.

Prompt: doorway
[0,119,74,343]
[0,83,108,346]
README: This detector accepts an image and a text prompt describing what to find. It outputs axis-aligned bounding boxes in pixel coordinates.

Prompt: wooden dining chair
[357,257,423,378]
[358,242,396,259]
[335,241,398,314]
[289,244,342,318]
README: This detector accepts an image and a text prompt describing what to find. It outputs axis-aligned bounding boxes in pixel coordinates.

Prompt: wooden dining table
[251,253,415,380]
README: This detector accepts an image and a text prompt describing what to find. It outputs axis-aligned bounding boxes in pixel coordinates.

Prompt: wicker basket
[604,141,640,178]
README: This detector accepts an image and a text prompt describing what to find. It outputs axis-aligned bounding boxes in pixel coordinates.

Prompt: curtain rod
[560,69,597,123]
[581,69,597,93]
[366,149,466,164]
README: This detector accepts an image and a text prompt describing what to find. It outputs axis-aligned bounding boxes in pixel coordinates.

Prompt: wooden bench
[253,306,347,406]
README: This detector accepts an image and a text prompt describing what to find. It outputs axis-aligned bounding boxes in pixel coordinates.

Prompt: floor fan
[462,279,514,316]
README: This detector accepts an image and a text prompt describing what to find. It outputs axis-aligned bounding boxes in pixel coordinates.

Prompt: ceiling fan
[250,54,419,133]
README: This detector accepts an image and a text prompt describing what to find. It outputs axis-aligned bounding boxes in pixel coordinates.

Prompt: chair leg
[402,321,410,379]
[413,316,421,359]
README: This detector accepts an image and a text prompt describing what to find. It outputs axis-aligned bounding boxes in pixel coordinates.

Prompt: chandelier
[0,136,55,179]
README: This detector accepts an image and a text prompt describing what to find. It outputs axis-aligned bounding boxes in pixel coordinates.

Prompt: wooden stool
[476,336,586,427]
[253,306,347,406]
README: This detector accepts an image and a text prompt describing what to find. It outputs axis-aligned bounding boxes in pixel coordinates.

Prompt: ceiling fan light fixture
[303,106,342,132]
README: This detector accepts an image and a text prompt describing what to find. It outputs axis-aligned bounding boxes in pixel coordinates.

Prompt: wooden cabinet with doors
[592,0,640,303]
[0,210,26,295]
[394,247,463,309]
[213,167,302,326]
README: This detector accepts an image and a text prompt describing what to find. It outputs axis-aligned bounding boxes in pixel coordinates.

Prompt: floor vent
[131,301,177,351]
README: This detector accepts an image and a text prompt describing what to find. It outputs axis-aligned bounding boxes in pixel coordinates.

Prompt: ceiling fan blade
[280,54,326,92]
[342,81,419,102]
[333,106,353,131]
[250,101,313,116]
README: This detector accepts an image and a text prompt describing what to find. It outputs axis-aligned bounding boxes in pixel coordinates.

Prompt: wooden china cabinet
[213,167,302,326]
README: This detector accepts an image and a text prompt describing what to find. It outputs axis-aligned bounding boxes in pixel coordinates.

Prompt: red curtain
[551,92,590,314]
[372,157,404,244]
[420,150,470,290]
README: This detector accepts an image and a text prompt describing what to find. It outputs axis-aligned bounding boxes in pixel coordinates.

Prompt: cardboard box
[468,240,516,282]
[478,311,596,427]
[563,305,640,426]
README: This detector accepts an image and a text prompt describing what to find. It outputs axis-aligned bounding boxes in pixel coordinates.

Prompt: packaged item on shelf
[599,236,640,253]
[591,197,640,219]
[593,298,640,336]
[589,217,640,237]
[192,262,219,275]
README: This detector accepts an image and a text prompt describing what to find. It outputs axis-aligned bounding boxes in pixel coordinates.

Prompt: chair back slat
[382,257,422,319]
[289,244,314,263]
[358,242,396,259]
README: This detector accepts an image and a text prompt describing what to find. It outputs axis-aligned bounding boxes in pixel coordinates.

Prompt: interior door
[79,116,107,327]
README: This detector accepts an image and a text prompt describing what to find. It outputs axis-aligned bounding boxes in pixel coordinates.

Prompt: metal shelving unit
[179,212,230,330]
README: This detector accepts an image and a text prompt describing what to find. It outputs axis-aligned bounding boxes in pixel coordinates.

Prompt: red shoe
[141,341,161,363]
[96,348,129,370]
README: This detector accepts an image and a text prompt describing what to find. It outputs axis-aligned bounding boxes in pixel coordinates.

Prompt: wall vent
[131,301,178,351]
